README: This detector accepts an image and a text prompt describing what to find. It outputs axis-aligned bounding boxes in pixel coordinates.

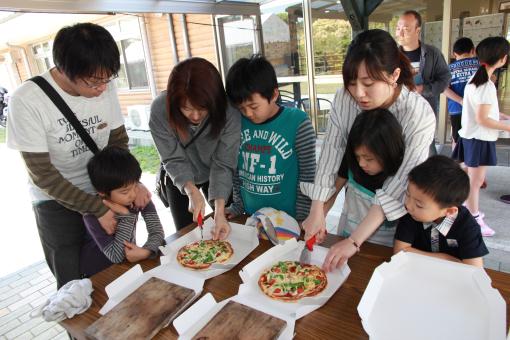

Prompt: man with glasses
[7,23,149,289]
[396,10,450,155]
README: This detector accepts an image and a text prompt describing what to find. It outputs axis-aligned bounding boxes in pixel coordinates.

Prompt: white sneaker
[475,215,495,237]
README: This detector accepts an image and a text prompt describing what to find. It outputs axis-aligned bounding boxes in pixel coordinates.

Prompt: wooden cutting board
[85,277,195,340]
[192,301,287,340]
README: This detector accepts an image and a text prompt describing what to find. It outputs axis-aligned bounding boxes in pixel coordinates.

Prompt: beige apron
[338,171,397,247]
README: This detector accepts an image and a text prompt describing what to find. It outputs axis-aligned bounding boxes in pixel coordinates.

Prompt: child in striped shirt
[80,146,165,277]
[225,55,316,222]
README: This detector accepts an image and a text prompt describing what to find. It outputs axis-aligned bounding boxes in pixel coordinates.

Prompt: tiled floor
[0,262,66,340]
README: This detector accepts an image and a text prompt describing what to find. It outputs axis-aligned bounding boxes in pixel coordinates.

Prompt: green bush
[131,145,160,174]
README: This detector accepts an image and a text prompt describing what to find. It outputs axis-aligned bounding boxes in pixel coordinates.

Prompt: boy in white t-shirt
[7,23,150,289]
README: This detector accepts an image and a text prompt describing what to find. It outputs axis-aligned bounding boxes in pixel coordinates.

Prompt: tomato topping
[273,268,281,273]
[274,288,281,293]
[269,279,276,285]
[289,266,296,273]
[188,260,195,264]
[315,276,322,280]
[297,287,304,293]
[285,292,293,297]
[216,252,221,256]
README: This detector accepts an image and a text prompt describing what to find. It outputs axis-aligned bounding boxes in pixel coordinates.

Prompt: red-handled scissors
[198,212,204,240]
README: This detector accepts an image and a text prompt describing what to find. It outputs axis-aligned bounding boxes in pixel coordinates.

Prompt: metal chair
[298,97,332,133]
[277,89,299,108]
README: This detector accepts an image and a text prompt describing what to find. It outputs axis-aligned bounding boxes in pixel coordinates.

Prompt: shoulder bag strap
[181,118,210,149]
[30,75,99,154]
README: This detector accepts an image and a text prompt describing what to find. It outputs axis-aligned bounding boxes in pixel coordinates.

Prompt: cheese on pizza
[177,240,233,270]
[258,261,327,301]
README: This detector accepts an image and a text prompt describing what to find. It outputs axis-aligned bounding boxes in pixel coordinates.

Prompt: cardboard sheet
[174,293,295,340]
[99,264,203,317]
[86,277,194,340]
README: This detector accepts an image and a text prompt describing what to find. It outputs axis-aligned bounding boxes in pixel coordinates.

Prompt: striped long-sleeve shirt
[301,86,436,221]
[8,71,127,218]
[83,200,165,263]
[20,126,129,218]
[229,117,316,221]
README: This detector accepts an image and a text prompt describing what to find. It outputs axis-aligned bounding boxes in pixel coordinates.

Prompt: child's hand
[212,214,231,240]
[322,239,358,272]
[124,241,151,262]
[500,112,510,120]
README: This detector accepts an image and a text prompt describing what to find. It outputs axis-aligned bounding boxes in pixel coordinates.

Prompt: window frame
[104,18,149,91]
[31,41,54,74]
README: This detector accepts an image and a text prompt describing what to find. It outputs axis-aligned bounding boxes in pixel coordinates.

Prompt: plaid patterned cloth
[422,214,457,252]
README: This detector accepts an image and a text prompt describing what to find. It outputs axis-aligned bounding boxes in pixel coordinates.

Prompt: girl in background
[452,37,510,236]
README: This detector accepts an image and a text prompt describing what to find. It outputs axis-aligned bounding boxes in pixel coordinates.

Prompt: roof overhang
[0,0,261,16]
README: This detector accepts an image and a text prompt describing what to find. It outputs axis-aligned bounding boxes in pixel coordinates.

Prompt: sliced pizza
[177,240,233,270]
[258,260,327,301]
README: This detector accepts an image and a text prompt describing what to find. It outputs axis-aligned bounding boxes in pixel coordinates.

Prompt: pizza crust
[177,240,234,270]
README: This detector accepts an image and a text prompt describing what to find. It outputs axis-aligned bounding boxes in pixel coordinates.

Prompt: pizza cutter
[299,235,316,265]
[198,212,204,240]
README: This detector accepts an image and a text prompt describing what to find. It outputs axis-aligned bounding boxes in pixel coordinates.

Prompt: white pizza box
[98,263,204,326]
[173,293,295,340]
[238,238,351,319]
[158,217,259,280]
[358,252,506,340]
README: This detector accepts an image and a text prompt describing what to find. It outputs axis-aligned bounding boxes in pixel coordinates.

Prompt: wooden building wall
[186,14,218,67]
[0,12,218,116]
[146,13,175,94]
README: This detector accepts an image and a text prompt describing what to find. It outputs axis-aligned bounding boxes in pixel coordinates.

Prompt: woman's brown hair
[166,57,227,140]
[342,29,415,92]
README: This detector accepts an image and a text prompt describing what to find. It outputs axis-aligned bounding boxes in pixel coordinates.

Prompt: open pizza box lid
[237,238,350,320]
[99,264,204,320]
[357,252,506,340]
[158,218,259,280]
[173,293,296,340]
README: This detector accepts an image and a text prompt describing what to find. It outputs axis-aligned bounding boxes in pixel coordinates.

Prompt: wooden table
[61,219,510,339]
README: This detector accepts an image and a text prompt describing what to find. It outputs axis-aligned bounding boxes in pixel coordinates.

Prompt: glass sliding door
[216,15,259,78]
[260,1,310,116]
[310,0,352,133]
